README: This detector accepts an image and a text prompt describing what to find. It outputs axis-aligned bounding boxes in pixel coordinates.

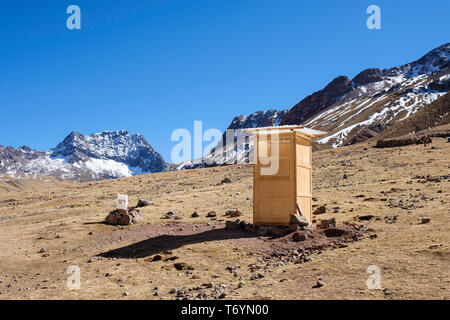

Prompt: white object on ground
[116,194,128,210]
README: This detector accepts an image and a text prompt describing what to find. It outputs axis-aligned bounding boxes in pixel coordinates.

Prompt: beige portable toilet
[244,126,326,226]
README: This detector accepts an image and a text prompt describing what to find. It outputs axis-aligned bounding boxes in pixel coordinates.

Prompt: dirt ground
[0,137,448,300]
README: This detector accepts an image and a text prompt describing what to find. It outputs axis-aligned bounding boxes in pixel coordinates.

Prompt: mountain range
[0,130,167,181]
[1,43,449,181]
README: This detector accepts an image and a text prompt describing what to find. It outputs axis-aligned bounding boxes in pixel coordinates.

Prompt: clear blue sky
[1,0,449,162]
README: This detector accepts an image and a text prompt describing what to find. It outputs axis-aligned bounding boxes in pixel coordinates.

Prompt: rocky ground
[0,136,448,300]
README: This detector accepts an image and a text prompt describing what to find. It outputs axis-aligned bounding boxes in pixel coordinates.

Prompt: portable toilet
[244,126,326,226]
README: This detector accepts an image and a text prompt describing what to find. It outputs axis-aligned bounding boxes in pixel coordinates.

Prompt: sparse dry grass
[0,137,448,300]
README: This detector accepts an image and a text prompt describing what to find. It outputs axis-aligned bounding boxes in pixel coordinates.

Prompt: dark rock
[225,220,240,230]
[319,218,336,229]
[312,277,325,288]
[352,68,383,86]
[174,263,194,271]
[221,177,233,184]
[313,205,327,215]
[323,227,346,237]
[165,211,177,219]
[281,76,353,125]
[289,214,309,227]
[419,217,431,224]
[226,210,242,218]
[292,232,307,242]
[376,134,432,148]
[206,211,217,218]
[136,199,152,208]
[191,211,199,218]
[358,215,376,221]
[250,272,265,280]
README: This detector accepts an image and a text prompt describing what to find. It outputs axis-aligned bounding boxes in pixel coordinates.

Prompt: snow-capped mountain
[0,130,168,181]
[176,43,449,169]
[290,43,450,148]
[176,109,288,170]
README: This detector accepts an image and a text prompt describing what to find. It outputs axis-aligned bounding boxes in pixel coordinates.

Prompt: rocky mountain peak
[281,75,353,126]
[352,68,383,86]
[51,130,168,174]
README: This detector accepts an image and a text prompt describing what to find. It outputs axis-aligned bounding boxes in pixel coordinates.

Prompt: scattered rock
[313,277,325,288]
[123,292,130,297]
[323,227,346,238]
[319,218,336,229]
[292,232,307,242]
[376,134,432,148]
[165,211,177,219]
[313,205,326,215]
[225,220,241,230]
[226,210,242,218]
[136,199,152,208]
[419,217,431,224]
[191,211,199,218]
[289,214,309,227]
[221,177,233,184]
[38,248,46,253]
[206,211,217,218]
[106,208,143,225]
[250,272,265,280]
[357,215,375,221]
[174,263,194,271]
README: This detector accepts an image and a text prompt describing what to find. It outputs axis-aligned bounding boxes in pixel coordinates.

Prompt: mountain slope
[0,130,168,181]
[175,43,449,169]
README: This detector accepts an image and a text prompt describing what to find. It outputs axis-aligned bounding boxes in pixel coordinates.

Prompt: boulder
[313,205,327,215]
[136,199,152,208]
[289,214,309,227]
[292,232,307,242]
[319,218,336,229]
[165,211,177,219]
[323,227,346,237]
[191,211,199,218]
[419,217,431,224]
[105,208,142,226]
[221,177,233,184]
[226,210,242,218]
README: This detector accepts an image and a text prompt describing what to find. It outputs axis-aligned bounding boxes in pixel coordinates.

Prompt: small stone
[323,227,346,238]
[226,210,242,218]
[289,214,309,227]
[206,211,217,218]
[292,232,307,242]
[313,205,327,215]
[136,199,152,208]
[123,291,130,296]
[217,292,227,299]
[165,211,177,219]
[250,272,265,280]
[38,248,46,253]
[419,217,431,224]
[191,211,199,218]
[313,278,325,288]
[221,177,233,184]
[319,218,336,229]
[174,262,194,271]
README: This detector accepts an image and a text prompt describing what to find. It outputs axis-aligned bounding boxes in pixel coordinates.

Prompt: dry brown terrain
[0,135,449,300]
